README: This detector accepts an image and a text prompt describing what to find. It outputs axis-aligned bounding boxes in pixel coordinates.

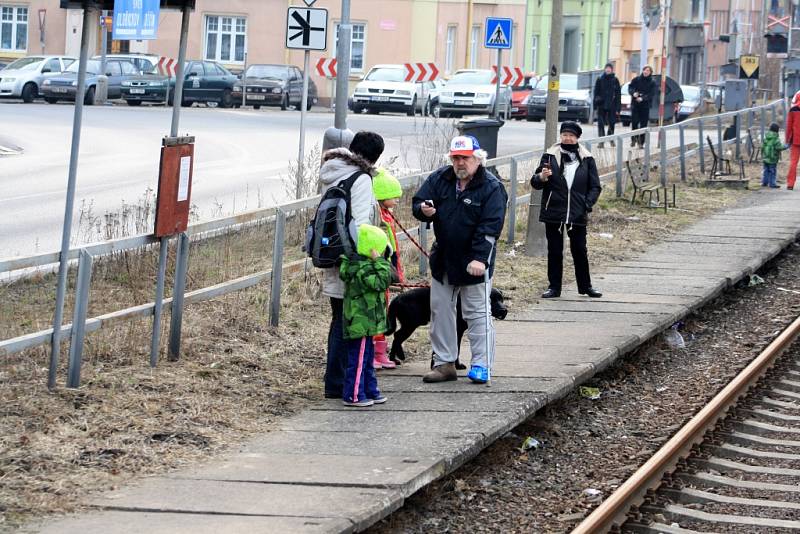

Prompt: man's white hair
[448,149,488,166]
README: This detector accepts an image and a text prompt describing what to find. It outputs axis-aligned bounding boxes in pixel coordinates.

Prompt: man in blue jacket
[412,136,508,384]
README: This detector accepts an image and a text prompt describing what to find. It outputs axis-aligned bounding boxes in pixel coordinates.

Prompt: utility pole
[526,0,562,257]
[323,0,354,152]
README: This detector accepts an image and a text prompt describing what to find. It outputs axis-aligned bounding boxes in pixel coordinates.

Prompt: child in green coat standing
[763,122,787,189]
[340,224,393,407]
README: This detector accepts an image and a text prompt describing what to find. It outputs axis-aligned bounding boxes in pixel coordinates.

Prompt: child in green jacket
[339,224,392,407]
[763,122,786,189]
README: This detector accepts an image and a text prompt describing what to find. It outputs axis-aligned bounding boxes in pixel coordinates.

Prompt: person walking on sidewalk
[629,66,656,147]
[762,122,786,189]
[318,131,385,399]
[412,135,508,384]
[371,169,405,369]
[531,121,603,299]
[339,224,393,407]
[593,63,622,144]
[785,91,800,190]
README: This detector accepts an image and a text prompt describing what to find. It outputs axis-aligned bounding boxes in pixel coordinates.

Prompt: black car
[121,60,238,108]
[233,64,318,110]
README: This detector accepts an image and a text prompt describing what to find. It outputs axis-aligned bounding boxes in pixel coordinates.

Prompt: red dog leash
[387,210,430,259]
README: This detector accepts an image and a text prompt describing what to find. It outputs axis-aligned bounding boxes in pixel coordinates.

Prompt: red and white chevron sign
[491,66,525,86]
[157,57,177,77]
[315,58,337,78]
[404,62,440,82]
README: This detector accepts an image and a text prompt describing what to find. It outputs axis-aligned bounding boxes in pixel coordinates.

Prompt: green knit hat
[357,224,389,258]
[372,169,403,201]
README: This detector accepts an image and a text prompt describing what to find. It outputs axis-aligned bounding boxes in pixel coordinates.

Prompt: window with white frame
[445,25,457,74]
[470,25,480,68]
[530,34,539,73]
[334,22,366,72]
[594,33,603,68]
[205,15,247,63]
[1,5,27,52]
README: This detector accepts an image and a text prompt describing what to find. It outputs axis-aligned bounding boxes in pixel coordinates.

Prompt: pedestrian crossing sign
[485,17,513,50]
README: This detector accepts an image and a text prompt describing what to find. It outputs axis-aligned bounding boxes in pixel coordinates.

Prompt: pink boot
[373,339,396,369]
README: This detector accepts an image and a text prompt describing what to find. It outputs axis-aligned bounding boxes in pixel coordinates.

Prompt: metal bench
[706,135,745,180]
[626,156,675,212]
[747,127,762,163]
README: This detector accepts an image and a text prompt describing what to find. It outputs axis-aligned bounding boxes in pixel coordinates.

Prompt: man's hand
[540,166,552,181]
[420,200,436,218]
[466,260,486,277]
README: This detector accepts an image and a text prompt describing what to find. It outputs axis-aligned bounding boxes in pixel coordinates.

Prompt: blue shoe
[468,365,489,384]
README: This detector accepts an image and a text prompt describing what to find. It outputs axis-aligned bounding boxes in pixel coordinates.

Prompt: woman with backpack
[317,132,385,399]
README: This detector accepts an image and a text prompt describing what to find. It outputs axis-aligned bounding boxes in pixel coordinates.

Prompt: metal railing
[0,99,785,388]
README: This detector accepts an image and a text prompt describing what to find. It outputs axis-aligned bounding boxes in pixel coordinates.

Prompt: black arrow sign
[289,9,325,46]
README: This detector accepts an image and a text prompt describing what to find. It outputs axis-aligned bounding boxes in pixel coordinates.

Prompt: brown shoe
[423,362,458,383]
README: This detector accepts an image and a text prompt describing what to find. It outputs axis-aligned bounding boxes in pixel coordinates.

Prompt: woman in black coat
[531,121,603,299]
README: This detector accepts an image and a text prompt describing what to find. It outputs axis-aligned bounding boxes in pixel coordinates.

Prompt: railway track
[572,316,800,534]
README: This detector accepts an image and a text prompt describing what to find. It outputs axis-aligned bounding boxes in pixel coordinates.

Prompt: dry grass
[0,149,767,529]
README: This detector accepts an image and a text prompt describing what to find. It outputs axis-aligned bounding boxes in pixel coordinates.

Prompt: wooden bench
[747,127,762,163]
[626,156,676,212]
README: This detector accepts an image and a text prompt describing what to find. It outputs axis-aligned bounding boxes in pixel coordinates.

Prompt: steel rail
[572,314,800,534]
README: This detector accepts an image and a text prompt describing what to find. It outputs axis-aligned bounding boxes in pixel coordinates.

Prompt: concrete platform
[32,190,800,533]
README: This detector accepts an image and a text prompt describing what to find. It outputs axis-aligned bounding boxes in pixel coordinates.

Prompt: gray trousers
[430,275,495,368]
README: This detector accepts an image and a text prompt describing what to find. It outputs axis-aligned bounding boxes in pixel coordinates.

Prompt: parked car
[121,70,172,106]
[182,61,238,108]
[423,79,446,117]
[41,58,140,105]
[232,64,318,110]
[0,55,75,103]
[437,69,513,117]
[677,85,709,121]
[351,64,435,116]
[95,53,160,75]
[526,74,591,123]
[510,75,539,120]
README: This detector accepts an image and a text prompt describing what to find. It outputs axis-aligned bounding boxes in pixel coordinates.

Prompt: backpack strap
[339,170,366,193]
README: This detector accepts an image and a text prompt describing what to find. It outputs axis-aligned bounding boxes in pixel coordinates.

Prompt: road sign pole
[242,52,248,108]
[49,5,96,390]
[494,49,502,119]
[170,6,191,137]
[160,5,192,366]
[297,50,311,199]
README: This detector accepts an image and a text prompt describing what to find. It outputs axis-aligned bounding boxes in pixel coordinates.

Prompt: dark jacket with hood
[629,74,656,110]
[412,165,508,286]
[593,72,621,113]
[531,143,602,226]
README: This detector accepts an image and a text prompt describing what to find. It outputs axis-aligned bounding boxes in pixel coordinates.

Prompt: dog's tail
[385,299,398,336]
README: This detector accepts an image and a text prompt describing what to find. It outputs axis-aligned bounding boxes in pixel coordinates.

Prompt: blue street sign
[112,0,160,41]
[485,17,513,49]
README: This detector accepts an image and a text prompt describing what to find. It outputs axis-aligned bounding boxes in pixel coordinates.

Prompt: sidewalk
[33,190,800,534]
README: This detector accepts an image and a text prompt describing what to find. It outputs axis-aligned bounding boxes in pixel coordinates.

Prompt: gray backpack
[305,171,362,268]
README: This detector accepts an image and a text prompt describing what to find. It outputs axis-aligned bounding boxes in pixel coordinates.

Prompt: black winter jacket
[593,73,621,112]
[629,74,656,110]
[413,165,508,286]
[531,144,602,226]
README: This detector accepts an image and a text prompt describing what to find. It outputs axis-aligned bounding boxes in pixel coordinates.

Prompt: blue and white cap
[449,135,481,156]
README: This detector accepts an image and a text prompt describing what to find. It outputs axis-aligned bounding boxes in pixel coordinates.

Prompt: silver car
[0,55,75,102]
[437,69,512,118]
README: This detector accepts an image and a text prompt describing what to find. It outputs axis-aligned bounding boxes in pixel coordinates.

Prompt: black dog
[385,287,508,369]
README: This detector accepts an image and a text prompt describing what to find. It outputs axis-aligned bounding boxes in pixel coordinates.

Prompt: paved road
[0,101,683,258]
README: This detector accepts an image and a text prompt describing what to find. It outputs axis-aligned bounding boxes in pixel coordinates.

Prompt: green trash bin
[457,117,505,159]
